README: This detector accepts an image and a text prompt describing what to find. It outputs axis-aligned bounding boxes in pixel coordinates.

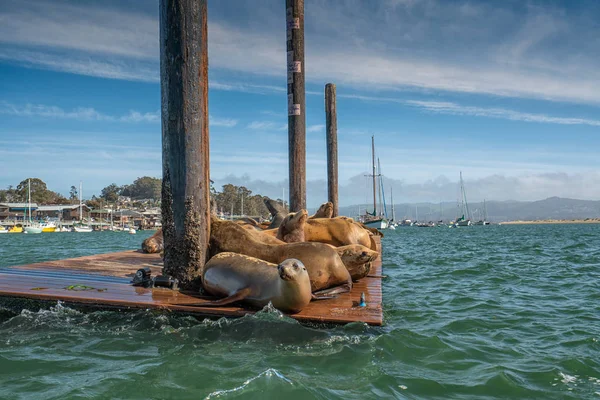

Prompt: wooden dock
[0,238,383,326]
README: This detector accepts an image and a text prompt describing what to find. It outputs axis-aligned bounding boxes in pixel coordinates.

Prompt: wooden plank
[0,237,383,325]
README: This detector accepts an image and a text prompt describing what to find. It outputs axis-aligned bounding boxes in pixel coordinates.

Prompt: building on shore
[36,204,91,221]
[0,202,39,223]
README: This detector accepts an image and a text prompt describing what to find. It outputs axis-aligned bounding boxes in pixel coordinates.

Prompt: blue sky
[1,0,599,206]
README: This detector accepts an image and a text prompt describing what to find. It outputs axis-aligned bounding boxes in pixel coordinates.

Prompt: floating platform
[0,237,383,325]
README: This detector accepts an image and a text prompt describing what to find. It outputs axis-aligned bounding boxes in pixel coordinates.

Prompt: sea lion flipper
[191,287,253,307]
[311,293,338,301]
[312,283,352,297]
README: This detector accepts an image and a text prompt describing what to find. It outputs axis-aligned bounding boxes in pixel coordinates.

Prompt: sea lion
[210,218,352,294]
[265,198,288,229]
[335,244,379,281]
[198,253,312,314]
[235,217,261,227]
[276,210,307,243]
[142,228,163,254]
[304,217,376,250]
[311,202,334,218]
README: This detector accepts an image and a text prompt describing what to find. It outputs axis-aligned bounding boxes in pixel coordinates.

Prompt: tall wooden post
[159,0,210,289]
[325,83,338,217]
[286,0,306,212]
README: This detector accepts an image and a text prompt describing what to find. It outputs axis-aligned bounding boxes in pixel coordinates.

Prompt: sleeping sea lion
[235,217,261,227]
[276,210,307,243]
[142,228,164,253]
[198,253,312,314]
[336,216,384,237]
[335,244,379,281]
[304,217,376,250]
[210,218,352,295]
[311,202,334,218]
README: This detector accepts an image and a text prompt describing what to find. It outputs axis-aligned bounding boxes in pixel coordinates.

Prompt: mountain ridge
[337,197,600,222]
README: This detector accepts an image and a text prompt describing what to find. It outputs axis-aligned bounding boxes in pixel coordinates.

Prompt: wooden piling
[286,0,306,212]
[159,0,210,289]
[325,83,338,217]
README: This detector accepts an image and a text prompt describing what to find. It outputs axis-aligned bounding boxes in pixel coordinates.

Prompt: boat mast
[28,178,31,224]
[79,181,83,222]
[377,158,384,217]
[371,135,377,216]
[460,171,471,220]
[391,187,396,222]
[483,199,487,221]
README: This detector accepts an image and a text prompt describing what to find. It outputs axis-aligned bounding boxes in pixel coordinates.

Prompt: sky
[1,0,600,207]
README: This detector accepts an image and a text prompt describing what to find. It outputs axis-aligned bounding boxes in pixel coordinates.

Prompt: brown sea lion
[264,198,288,229]
[197,253,312,314]
[276,210,307,243]
[337,216,384,237]
[210,218,352,294]
[335,244,379,281]
[310,202,333,218]
[235,217,261,227]
[141,228,163,253]
[304,217,375,250]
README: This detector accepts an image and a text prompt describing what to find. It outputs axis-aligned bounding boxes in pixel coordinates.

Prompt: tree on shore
[121,176,161,200]
[69,185,78,204]
[213,184,270,218]
[100,183,121,203]
[15,178,68,204]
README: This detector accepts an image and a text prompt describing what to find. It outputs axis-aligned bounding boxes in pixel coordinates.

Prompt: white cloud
[404,100,600,127]
[1,1,600,104]
[247,121,287,131]
[0,102,158,123]
[210,116,238,128]
[307,124,325,133]
[120,110,160,123]
[213,171,600,207]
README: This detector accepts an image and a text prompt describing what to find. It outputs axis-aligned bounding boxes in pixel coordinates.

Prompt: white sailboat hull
[73,226,93,233]
[24,226,42,234]
[363,219,388,230]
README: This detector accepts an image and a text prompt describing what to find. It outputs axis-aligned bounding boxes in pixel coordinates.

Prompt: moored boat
[73,224,93,233]
[8,225,23,233]
[24,226,43,234]
[41,222,57,232]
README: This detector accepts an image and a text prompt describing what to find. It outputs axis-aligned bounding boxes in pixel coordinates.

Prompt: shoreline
[499,219,600,225]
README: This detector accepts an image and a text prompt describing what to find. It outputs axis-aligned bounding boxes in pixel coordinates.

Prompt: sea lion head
[277,210,308,243]
[277,258,307,281]
[289,209,308,225]
[142,235,163,254]
[338,245,379,264]
[313,202,334,218]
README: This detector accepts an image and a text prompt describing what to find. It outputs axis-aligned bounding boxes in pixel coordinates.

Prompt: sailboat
[388,187,396,230]
[361,136,388,230]
[454,171,472,227]
[72,182,93,232]
[23,179,42,234]
[474,199,491,225]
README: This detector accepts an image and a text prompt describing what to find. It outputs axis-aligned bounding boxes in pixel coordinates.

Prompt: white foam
[204,368,292,399]
[560,372,577,384]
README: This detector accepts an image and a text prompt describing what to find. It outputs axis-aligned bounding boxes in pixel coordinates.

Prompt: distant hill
[337,197,600,222]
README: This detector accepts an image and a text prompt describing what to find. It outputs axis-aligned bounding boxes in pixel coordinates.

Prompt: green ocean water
[0,225,599,399]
